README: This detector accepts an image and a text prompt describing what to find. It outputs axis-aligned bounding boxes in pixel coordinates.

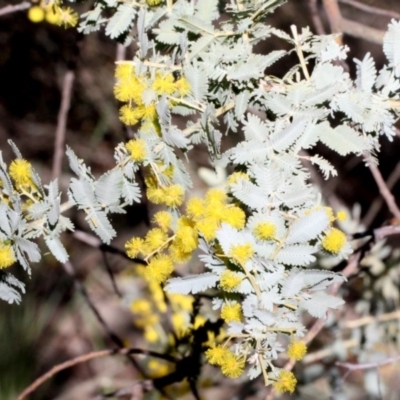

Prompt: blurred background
[2,0,400,399]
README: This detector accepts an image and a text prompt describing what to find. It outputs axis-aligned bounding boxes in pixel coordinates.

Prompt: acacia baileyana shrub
[2,0,400,394]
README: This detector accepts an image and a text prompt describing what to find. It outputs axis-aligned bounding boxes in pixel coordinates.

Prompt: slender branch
[341,309,400,330]
[52,71,75,180]
[308,0,326,35]
[17,347,175,400]
[362,162,400,227]
[322,0,342,35]
[291,25,310,81]
[366,155,400,224]
[0,2,30,16]
[337,354,400,373]
[338,0,400,19]
[322,0,386,44]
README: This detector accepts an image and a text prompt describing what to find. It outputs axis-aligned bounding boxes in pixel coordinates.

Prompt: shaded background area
[1,0,400,399]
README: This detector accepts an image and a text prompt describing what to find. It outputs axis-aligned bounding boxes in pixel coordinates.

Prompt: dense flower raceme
[114,63,191,128]
[27,0,78,28]
[5,0,400,393]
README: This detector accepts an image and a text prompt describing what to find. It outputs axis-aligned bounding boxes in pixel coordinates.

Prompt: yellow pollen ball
[56,6,79,28]
[152,73,176,95]
[196,218,219,242]
[125,237,143,259]
[144,326,159,343]
[9,159,33,186]
[147,0,162,6]
[229,243,254,265]
[153,211,173,231]
[28,6,45,23]
[221,303,242,323]
[287,340,307,361]
[175,77,191,96]
[115,63,134,79]
[253,221,277,240]
[144,254,174,284]
[227,171,250,186]
[205,345,230,366]
[45,7,60,25]
[220,353,245,378]
[119,105,140,126]
[125,139,147,162]
[0,242,15,269]
[147,186,165,204]
[130,299,152,314]
[162,184,185,207]
[273,370,297,394]
[144,228,168,253]
[186,197,205,220]
[336,210,347,221]
[322,228,347,254]
[219,270,243,292]
[221,206,246,229]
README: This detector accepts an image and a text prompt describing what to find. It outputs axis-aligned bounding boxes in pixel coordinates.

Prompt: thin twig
[17,347,174,400]
[366,155,400,224]
[341,309,400,330]
[0,2,30,16]
[62,261,147,376]
[337,354,400,373]
[339,0,400,19]
[322,0,342,35]
[52,71,75,179]
[322,0,386,44]
[308,0,326,35]
[362,162,400,228]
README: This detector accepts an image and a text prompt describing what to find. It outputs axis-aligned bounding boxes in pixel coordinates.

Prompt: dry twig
[339,0,400,20]
[17,347,175,400]
[0,2,30,16]
[52,71,75,179]
[366,155,400,224]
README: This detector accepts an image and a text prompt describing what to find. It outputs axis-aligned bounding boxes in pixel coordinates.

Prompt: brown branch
[341,18,385,44]
[308,0,326,35]
[366,155,400,224]
[342,309,400,330]
[0,2,30,16]
[17,347,175,400]
[322,0,342,35]
[337,354,400,374]
[322,0,386,44]
[338,0,400,20]
[52,70,75,179]
[363,162,400,228]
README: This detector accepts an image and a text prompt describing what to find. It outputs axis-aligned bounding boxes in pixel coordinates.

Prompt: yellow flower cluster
[219,270,243,292]
[114,62,191,128]
[125,187,248,291]
[273,370,297,394]
[129,264,196,344]
[221,302,242,323]
[125,139,147,162]
[28,1,78,28]
[0,242,15,269]
[9,159,34,188]
[205,345,245,378]
[322,228,347,254]
[287,340,307,361]
[253,221,277,240]
[186,188,246,242]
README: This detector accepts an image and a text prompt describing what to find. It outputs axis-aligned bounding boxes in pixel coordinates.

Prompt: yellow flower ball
[28,6,45,23]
